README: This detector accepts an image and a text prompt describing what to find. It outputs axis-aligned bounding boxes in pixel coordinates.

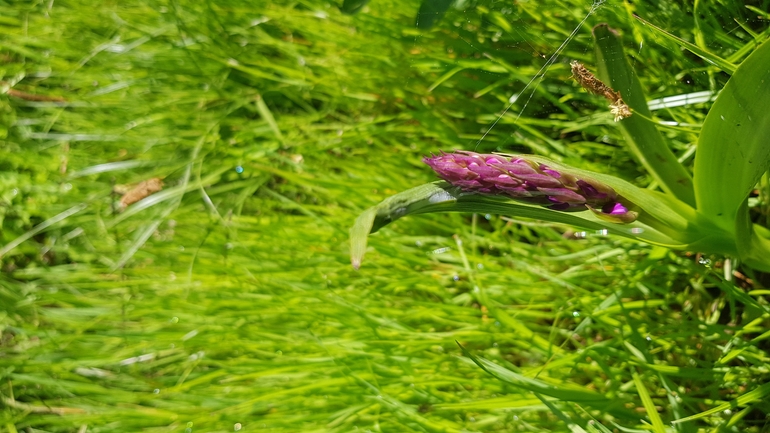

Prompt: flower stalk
[424,151,638,223]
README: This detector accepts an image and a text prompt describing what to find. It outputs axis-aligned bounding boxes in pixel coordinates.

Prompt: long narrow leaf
[458,346,612,403]
[672,381,770,424]
[632,373,667,433]
[415,0,454,29]
[633,16,737,74]
[340,0,370,14]
[350,178,694,269]
[593,24,695,206]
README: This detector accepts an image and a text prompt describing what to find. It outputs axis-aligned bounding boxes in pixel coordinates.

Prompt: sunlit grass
[1,0,769,432]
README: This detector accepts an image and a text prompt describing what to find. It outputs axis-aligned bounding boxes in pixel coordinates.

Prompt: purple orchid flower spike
[423,151,637,223]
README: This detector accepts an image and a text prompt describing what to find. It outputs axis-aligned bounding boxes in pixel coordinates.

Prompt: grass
[1,0,769,432]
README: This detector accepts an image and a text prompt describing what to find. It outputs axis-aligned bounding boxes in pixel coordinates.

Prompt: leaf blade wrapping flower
[424,151,637,223]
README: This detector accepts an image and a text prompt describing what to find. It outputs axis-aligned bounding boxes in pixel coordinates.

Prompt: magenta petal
[466,163,505,178]
[515,173,563,188]
[538,187,586,204]
[540,165,561,178]
[602,202,628,215]
[493,174,522,186]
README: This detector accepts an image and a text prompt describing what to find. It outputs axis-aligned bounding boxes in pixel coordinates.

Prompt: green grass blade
[672,381,770,424]
[255,94,284,142]
[632,372,667,433]
[633,16,737,74]
[693,37,770,238]
[592,24,695,206]
[537,397,588,433]
[458,344,612,403]
[0,203,88,259]
[428,66,464,92]
[415,0,454,29]
[585,420,614,433]
[340,0,371,14]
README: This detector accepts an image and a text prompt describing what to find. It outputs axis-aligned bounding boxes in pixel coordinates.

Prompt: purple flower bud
[602,201,628,215]
[424,151,637,222]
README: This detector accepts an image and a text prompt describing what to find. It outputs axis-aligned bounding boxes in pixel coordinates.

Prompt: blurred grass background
[1,0,769,432]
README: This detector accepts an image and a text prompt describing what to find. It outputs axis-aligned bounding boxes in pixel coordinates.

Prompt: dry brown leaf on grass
[117,177,164,210]
[1,81,67,102]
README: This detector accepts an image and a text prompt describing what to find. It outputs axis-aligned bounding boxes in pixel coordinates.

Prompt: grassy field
[1,0,769,432]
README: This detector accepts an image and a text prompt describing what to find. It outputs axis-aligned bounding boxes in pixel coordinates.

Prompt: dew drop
[392,207,407,217]
[429,190,453,203]
[251,17,269,26]
[235,165,244,174]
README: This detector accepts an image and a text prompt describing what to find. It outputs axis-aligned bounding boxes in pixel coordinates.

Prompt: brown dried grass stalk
[571,61,631,121]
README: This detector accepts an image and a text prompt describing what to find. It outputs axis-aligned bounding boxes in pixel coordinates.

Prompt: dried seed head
[571,61,631,122]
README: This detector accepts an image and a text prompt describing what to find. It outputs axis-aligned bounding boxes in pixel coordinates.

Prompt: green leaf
[415,0,454,29]
[672,381,770,424]
[537,397,588,433]
[340,0,370,14]
[633,16,737,74]
[632,373,667,433]
[349,174,700,269]
[585,421,613,433]
[693,36,770,237]
[458,345,612,403]
[255,94,284,142]
[592,24,695,206]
